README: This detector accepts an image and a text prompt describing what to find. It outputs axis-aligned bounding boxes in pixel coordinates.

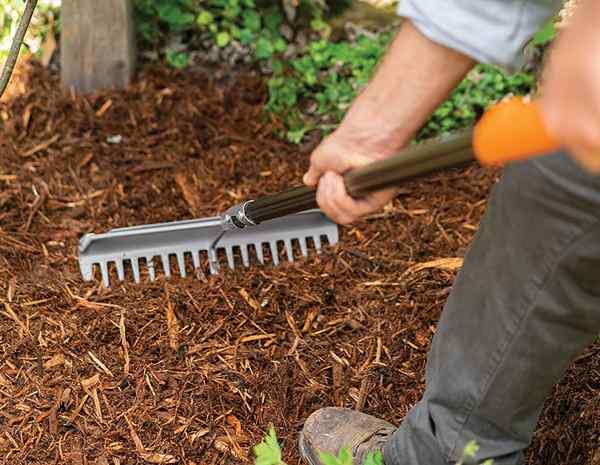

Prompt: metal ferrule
[221,200,256,230]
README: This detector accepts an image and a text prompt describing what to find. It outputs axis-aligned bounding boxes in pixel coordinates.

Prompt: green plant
[532,17,557,46]
[254,427,491,465]
[0,0,60,62]
[265,32,535,143]
[254,426,285,465]
[133,0,349,66]
[457,440,494,465]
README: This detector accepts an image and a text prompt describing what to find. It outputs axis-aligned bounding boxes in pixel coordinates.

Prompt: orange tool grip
[473,96,561,166]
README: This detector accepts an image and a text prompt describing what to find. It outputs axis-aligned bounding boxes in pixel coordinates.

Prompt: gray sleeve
[396,0,562,71]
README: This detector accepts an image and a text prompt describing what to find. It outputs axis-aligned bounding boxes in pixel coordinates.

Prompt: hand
[303,130,401,225]
[539,0,600,173]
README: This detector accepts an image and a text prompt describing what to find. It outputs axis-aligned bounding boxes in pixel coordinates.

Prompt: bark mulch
[0,61,598,465]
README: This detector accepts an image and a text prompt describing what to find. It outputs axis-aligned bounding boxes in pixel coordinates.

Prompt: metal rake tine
[313,235,322,253]
[192,251,200,269]
[269,241,279,266]
[100,262,110,288]
[240,245,250,267]
[147,257,156,281]
[208,248,219,274]
[225,247,235,269]
[161,254,171,278]
[299,237,308,257]
[255,243,264,264]
[131,259,141,283]
[284,239,294,262]
[176,252,186,277]
[116,260,125,281]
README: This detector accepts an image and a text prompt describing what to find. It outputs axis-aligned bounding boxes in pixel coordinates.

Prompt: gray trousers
[383,151,600,465]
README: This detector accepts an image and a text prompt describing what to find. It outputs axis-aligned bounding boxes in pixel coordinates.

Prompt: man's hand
[303,21,474,225]
[539,0,600,173]
[303,131,400,225]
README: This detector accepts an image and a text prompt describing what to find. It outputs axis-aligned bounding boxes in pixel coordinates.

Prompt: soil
[0,61,598,465]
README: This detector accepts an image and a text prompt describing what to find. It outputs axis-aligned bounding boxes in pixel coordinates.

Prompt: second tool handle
[245,129,474,225]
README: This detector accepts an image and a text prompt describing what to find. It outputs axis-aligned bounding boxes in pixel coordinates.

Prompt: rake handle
[245,129,474,224]
[246,97,563,225]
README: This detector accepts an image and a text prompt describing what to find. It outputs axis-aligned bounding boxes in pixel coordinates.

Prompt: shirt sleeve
[396,0,562,72]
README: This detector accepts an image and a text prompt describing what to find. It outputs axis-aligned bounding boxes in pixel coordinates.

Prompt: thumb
[303,164,321,187]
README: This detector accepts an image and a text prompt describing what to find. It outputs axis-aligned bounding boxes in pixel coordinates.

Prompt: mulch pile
[0,61,598,465]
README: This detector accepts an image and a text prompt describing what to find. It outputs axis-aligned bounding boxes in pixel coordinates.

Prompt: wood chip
[20,134,59,157]
[88,351,114,377]
[401,257,463,277]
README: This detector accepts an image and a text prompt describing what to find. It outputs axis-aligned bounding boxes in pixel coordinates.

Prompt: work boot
[299,407,397,465]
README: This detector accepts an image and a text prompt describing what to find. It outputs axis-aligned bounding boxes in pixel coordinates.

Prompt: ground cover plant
[1,0,545,144]
[0,60,599,465]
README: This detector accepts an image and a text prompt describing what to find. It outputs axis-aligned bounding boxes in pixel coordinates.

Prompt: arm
[303,21,475,224]
[539,0,600,173]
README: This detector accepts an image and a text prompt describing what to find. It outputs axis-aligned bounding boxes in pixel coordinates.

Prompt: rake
[79,96,556,287]
[79,129,474,287]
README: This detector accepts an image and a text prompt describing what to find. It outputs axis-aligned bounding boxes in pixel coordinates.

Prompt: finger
[303,164,321,187]
[316,173,354,224]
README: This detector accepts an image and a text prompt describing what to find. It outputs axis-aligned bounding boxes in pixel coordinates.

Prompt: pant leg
[384,150,600,465]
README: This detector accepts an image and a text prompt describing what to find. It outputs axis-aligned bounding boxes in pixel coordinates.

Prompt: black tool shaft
[245,129,474,224]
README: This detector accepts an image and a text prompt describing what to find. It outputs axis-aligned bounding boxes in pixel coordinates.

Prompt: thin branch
[0,0,38,99]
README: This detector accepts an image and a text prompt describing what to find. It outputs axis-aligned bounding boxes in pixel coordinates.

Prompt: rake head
[78,210,338,287]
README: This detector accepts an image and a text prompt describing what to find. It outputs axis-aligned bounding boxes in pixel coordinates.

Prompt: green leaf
[216,31,231,47]
[319,448,353,465]
[363,451,384,465]
[242,9,261,31]
[196,10,214,27]
[255,36,275,59]
[157,4,195,29]
[462,440,479,458]
[239,28,254,44]
[254,426,284,465]
[264,9,283,33]
[274,37,287,53]
[271,59,284,75]
[166,50,189,69]
[533,19,556,46]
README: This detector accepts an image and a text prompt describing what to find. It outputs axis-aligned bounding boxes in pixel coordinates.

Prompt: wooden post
[60,0,136,92]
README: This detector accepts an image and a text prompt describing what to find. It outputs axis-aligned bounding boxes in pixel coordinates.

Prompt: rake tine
[225,247,235,269]
[299,237,308,257]
[131,259,141,283]
[147,257,156,281]
[313,236,322,253]
[116,260,125,281]
[269,241,279,266]
[176,252,186,277]
[208,248,219,274]
[192,251,200,269]
[255,243,264,264]
[240,245,250,267]
[285,239,294,262]
[100,262,110,288]
[161,254,171,278]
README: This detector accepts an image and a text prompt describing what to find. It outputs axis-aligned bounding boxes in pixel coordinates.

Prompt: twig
[0,0,38,99]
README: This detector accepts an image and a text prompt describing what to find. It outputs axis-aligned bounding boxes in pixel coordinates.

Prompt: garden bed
[0,61,598,465]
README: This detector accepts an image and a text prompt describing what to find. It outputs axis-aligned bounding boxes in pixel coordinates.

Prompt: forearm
[335,21,475,156]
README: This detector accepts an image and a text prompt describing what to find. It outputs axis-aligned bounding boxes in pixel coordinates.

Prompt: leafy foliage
[254,426,285,465]
[265,32,535,143]
[133,0,345,63]
[532,18,556,46]
[0,0,59,62]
